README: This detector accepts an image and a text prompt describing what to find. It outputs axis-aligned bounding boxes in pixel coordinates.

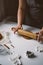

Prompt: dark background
[0,0,18,22]
[0,0,43,28]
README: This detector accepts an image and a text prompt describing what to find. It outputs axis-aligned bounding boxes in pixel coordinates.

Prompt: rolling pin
[18,29,38,40]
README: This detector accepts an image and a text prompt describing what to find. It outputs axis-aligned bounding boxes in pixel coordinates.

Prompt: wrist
[17,24,23,29]
[17,24,22,27]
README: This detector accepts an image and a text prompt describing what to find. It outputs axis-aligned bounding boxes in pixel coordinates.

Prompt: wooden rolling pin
[18,29,38,40]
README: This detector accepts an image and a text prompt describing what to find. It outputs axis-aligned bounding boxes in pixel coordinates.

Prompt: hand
[11,25,23,33]
[37,28,43,42]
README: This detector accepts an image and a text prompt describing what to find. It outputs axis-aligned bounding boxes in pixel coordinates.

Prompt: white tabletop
[0,22,43,65]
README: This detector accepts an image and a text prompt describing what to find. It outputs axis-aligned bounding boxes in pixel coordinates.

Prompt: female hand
[37,28,43,42]
[11,25,23,33]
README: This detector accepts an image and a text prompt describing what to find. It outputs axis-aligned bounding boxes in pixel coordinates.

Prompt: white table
[0,22,43,65]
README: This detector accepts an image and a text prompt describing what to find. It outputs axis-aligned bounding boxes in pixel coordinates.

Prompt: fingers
[37,33,41,41]
[40,36,43,41]
[11,27,15,31]
[36,32,39,35]
[11,25,23,33]
[37,28,43,42]
[11,27,18,33]
[37,35,43,42]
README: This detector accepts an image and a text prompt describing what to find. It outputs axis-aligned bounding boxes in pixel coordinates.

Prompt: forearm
[17,0,26,26]
[17,8,25,26]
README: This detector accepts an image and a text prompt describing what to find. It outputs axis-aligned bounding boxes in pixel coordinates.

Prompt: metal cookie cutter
[26,51,36,58]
